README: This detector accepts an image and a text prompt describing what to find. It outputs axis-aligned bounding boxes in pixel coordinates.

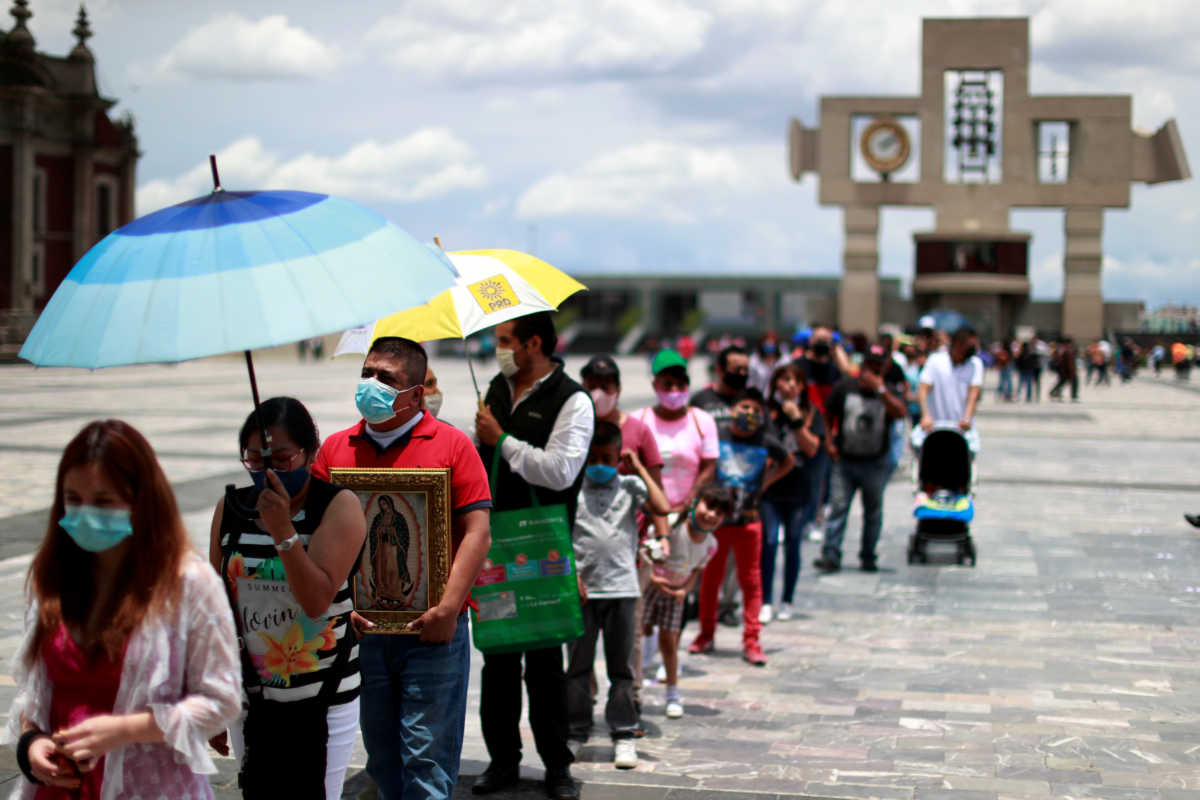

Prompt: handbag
[470,448,584,654]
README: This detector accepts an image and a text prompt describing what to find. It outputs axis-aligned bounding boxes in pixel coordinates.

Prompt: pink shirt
[616,413,664,476]
[634,407,720,506]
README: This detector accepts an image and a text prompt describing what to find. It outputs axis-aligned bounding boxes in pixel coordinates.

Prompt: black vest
[479,363,588,524]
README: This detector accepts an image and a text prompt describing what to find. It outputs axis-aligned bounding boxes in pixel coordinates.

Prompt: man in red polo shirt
[312,336,491,800]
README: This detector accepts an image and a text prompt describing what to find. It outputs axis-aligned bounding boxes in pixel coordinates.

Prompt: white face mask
[497,347,520,378]
[590,388,618,417]
[423,391,444,418]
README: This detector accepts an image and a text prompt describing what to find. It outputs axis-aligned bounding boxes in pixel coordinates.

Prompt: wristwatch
[275,532,301,552]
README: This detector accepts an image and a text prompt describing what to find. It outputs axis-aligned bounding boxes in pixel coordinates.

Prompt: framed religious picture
[328,468,452,633]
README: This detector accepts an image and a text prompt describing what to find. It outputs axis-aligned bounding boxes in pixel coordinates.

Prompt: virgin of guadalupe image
[369,495,416,608]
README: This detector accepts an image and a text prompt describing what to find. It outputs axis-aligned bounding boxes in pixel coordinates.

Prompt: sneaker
[665,699,684,719]
[654,663,667,683]
[613,739,638,769]
[776,602,794,621]
[742,643,768,666]
[758,604,773,625]
[687,635,714,654]
[860,560,878,573]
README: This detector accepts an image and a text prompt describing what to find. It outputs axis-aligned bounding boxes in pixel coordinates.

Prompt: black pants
[1049,373,1078,400]
[480,646,574,771]
[566,598,638,741]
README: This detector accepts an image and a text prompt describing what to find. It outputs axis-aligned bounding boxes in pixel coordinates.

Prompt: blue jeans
[822,455,891,566]
[760,497,814,605]
[1017,370,1035,401]
[997,366,1014,399]
[809,448,832,509]
[887,419,906,475]
[359,613,471,800]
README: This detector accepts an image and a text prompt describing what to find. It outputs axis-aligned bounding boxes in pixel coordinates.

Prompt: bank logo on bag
[470,503,584,654]
[841,393,887,457]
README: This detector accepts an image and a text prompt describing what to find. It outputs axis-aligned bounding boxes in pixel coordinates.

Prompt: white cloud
[366,0,713,82]
[150,14,340,81]
[136,129,487,213]
[516,140,775,224]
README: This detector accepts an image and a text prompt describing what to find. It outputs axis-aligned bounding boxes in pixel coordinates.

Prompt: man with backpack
[813,347,907,573]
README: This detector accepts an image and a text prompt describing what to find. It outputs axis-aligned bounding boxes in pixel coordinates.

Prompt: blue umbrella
[21,170,456,368]
[20,158,457,513]
[921,308,971,334]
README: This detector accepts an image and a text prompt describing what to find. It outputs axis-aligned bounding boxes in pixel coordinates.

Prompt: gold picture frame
[329,468,451,634]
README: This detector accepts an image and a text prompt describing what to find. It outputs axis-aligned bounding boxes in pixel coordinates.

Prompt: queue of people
[6,310,1078,800]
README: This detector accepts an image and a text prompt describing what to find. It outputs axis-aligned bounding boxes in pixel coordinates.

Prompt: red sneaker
[687,635,714,654]
[742,643,767,666]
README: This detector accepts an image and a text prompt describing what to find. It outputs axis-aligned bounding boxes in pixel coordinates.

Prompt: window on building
[1037,121,1070,183]
[96,179,116,239]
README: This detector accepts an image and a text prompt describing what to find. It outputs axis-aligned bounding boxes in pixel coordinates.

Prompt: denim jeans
[809,448,832,509]
[359,613,471,800]
[760,497,814,605]
[1017,370,1036,402]
[822,454,891,566]
[997,366,1014,399]
[566,597,638,741]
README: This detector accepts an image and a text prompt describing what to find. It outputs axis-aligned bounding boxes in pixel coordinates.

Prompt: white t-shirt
[653,513,717,587]
[919,351,983,423]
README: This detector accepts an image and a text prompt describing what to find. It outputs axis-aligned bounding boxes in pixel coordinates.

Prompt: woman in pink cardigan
[5,420,241,799]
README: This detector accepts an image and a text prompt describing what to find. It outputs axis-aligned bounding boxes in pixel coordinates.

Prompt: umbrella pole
[464,342,483,404]
[244,350,271,456]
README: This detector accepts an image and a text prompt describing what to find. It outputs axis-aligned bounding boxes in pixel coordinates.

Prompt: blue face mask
[248,465,310,497]
[585,464,618,484]
[60,505,134,552]
[355,377,416,425]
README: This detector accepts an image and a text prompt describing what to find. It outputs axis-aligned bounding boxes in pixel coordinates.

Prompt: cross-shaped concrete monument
[789,17,1190,340]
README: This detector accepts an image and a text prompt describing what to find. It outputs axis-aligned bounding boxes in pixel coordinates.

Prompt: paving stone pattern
[0,355,1196,799]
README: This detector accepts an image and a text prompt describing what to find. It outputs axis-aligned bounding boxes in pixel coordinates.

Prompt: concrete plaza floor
[0,352,1196,799]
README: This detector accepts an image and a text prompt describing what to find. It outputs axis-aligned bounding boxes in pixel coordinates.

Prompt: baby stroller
[907,425,976,566]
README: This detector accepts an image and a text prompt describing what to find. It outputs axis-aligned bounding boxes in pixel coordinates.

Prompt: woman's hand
[52,714,134,772]
[350,610,376,637]
[781,399,802,420]
[256,470,295,541]
[28,736,81,789]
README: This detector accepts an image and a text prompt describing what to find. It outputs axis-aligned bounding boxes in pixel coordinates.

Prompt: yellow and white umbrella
[335,248,587,394]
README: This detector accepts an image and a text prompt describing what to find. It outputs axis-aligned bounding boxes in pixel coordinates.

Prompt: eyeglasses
[241,447,304,472]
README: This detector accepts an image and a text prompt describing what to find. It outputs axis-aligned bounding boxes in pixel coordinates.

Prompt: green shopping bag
[470,449,584,654]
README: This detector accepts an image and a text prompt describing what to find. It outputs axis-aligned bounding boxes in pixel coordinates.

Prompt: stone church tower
[0,0,138,340]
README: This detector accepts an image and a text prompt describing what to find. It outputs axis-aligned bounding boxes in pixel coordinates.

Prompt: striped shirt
[219,477,360,706]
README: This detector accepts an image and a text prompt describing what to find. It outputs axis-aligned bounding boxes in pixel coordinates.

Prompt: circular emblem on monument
[860,118,911,175]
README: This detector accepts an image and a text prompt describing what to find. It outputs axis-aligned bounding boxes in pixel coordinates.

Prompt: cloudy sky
[27,0,1199,310]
